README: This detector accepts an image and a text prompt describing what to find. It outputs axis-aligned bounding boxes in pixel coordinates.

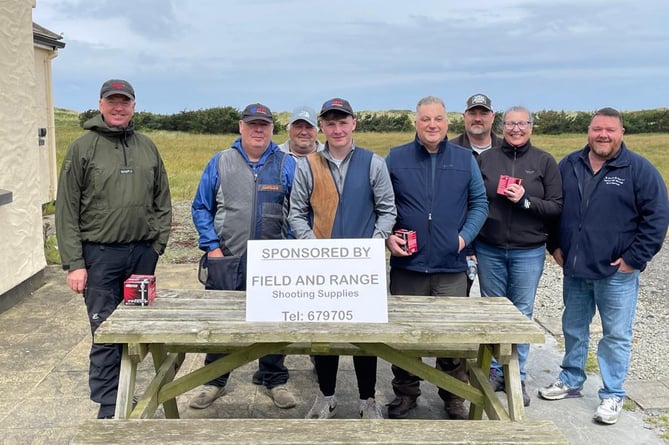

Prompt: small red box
[123,274,156,306]
[394,229,418,254]
[497,175,522,195]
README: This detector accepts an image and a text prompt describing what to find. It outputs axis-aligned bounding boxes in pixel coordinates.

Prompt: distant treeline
[78,107,669,135]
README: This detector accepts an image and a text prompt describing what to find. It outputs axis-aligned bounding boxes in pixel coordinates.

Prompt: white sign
[245,238,388,323]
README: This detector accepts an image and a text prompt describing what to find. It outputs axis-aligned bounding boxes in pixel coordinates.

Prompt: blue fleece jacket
[548,142,668,279]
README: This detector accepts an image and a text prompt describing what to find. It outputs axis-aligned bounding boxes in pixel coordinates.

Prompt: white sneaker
[593,397,623,424]
[537,379,582,400]
[359,397,384,419]
[305,394,337,419]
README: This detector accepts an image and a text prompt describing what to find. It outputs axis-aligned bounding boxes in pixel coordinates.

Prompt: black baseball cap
[100,79,135,100]
[465,93,493,112]
[241,103,273,123]
[319,98,355,118]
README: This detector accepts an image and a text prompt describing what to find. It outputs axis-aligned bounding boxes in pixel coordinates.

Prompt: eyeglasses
[503,120,532,130]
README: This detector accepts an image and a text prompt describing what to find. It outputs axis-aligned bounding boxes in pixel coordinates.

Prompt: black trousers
[82,242,158,418]
[388,267,468,402]
[315,355,377,400]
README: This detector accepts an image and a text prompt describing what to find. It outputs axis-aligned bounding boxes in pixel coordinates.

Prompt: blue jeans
[559,271,639,399]
[475,241,546,380]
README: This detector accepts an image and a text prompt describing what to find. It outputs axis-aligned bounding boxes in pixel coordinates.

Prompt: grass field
[55,109,669,201]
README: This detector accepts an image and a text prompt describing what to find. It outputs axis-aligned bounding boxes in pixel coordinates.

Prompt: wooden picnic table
[94,289,545,422]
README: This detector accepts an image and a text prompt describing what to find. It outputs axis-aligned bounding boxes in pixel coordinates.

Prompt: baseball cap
[288,106,318,128]
[100,79,135,100]
[465,93,493,112]
[241,103,274,123]
[319,98,355,118]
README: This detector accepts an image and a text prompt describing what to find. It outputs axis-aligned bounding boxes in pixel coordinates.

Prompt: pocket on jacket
[198,254,247,290]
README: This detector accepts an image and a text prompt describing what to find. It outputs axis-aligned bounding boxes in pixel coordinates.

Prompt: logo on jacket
[603,176,625,186]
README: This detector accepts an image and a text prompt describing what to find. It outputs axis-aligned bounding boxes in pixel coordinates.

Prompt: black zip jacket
[476,140,562,249]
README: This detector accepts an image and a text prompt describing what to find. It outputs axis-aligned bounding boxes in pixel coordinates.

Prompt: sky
[32,0,669,115]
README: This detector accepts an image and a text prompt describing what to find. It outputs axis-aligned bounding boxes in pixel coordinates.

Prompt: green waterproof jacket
[55,114,172,271]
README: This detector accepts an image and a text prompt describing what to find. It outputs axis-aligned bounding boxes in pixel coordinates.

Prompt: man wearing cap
[451,94,503,297]
[384,96,488,420]
[190,103,297,411]
[279,106,325,157]
[451,93,502,157]
[288,98,396,419]
[55,79,172,419]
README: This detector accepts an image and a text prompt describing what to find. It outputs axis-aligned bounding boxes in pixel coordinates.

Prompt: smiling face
[502,109,533,147]
[288,120,319,156]
[320,112,356,153]
[587,114,625,161]
[464,107,494,138]
[99,94,135,128]
[239,119,273,156]
[415,102,448,152]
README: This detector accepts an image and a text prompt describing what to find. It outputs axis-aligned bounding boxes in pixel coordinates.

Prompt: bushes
[79,107,669,135]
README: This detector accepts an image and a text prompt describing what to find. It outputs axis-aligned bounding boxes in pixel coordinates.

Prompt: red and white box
[123,274,156,306]
[497,175,523,195]
[394,229,418,254]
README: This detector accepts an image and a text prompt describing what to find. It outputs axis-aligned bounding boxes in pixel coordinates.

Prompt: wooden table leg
[114,344,137,419]
[147,344,182,419]
[502,344,525,420]
[467,344,510,421]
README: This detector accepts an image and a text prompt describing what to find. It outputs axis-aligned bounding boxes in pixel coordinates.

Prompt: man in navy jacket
[385,96,488,419]
[539,107,669,425]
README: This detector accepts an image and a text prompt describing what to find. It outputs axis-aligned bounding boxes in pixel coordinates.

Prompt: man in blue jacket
[384,96,488,419]
[189,103,297,411]
[539,107,669,425]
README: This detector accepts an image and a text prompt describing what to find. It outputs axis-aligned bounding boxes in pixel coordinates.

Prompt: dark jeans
[82,241,159,418]
[315,355,377,400]
[388,267,468,402]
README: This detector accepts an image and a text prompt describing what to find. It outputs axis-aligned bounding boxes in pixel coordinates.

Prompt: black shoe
[387,396,417,419]
[488,371,505,392]
[445,398,468,420]
[252,370,263,385]
[522,381,531,407]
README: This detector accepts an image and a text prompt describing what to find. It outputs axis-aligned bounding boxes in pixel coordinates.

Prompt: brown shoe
[445,398,468,420]
[387,395,417,419]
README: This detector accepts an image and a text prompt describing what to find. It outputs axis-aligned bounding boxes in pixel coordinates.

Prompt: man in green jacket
[55,79,172,419]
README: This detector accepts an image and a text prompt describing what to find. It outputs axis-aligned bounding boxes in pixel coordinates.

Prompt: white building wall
[0,0,46,295]
[34,45,58,203]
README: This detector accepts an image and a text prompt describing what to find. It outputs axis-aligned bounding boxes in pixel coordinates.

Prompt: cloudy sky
[33,0,669,115]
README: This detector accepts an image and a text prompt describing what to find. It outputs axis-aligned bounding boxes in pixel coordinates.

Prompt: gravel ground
[162,200,668,382]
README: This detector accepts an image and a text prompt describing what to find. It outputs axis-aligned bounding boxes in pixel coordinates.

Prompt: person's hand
[611,257,634,272]
[552,248,564,267]
[504,183,525,203]
[457,236,465,253]
[208,248,224,258]
[386,234,410,256]
[66,268,87,294]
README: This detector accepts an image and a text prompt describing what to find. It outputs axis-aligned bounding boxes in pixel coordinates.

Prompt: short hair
[503,106,533,122]
[416,96,446,113]
[593,107,623,126]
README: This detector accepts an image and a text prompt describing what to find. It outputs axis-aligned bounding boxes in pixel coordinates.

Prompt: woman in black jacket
[475,106,563,407]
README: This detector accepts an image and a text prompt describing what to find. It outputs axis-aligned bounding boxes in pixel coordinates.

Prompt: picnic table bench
[71,289,568,444]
